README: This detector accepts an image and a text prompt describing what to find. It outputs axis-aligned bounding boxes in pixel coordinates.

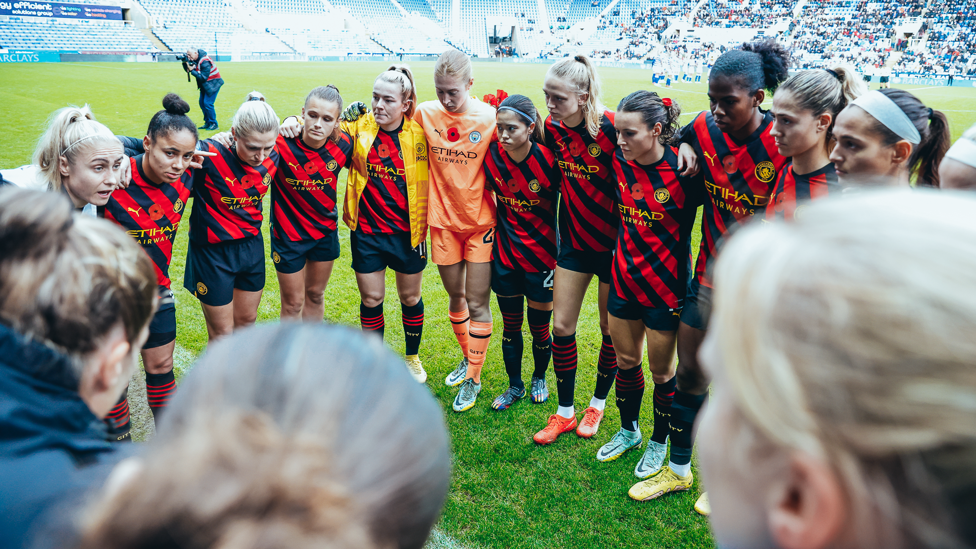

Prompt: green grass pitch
[2,61,974,549]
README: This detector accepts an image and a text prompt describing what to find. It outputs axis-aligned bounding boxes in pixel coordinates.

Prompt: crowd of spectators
[698,0,794,28]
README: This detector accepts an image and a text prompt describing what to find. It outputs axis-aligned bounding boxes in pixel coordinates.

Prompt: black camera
[175,53,188,62]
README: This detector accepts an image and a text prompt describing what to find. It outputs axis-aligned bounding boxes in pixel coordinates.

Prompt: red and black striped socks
[527,307,552,379]
[360,302,385,337]
[615,365,645,432]
[651,376,676,444]
[104,389,131,442]
[552,333,577,408]
[145,370,177,419]
[401,299,424,356]
[497,295,525,389]
[593,334,618,400]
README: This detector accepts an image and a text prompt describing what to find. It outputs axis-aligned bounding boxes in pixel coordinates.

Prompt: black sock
[401,299,424,356]
[594,334,618,399]
[104,387,131,442]
[651,376,676,444]
[615,366,645,432]
[552,333,577,407]
[497,295,525,389]
[527,307,552,379]
[669,390,707,466]
[145,370,177,420]
[360,302,384,338]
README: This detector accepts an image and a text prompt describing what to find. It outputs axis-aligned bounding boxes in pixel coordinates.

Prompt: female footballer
[340,66,430,383]
[102,93,200,425]
[482,94,561,412]
[601,92,703,489]
[183,99,280,341]
[643,39,791,512]
[829,88,950,188]
[533,54,621,446]
[766,66,866,220]
[271,85,353,322]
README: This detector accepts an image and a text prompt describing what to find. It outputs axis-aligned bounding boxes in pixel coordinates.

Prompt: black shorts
[144,287,176,349]
[679,277,712,331]
[607,287,682,331]
[350,230,427,274]
[863,75,872,82]
[880,76,889,83]
[556,245,613,284]
[271,231,340,274]
[492,260,554,303]
[183,236,265,307]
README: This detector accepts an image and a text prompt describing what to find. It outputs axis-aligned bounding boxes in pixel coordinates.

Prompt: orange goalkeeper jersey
[414,98,497,231]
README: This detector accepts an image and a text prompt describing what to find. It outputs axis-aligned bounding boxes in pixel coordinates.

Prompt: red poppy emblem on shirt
[377,143,390,158]
[507,179,520,192]
[242,174,259,189]
[631,183,644,201]
[304,161,318,174]
[722,155,737,174]
[446,127,460,142]
[148,203,164,221]
[569,141,583,156]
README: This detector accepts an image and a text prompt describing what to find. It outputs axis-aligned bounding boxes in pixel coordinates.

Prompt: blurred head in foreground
[75,323,451,549]
[698,190,976,549]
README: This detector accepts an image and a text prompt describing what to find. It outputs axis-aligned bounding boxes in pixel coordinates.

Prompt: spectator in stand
[939,124,976,191]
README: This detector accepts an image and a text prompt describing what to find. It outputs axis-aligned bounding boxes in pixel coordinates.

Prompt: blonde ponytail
[546,54,605,138]
[375,65,417,118]
[232,99,280,140]
[32,105,118,193]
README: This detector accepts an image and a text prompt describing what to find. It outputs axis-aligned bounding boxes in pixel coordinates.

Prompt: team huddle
[12,39,959,514]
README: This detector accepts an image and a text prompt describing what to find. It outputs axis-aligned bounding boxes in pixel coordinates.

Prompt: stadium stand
[0,0,972,83]
[0,19,154,51]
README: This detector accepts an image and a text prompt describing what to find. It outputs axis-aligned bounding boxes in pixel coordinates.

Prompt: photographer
[181,48,223,131]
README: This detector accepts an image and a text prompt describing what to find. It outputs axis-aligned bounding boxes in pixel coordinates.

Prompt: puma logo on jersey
[287,161,302,171]
[703,151,718,167]
[126,206,142,217]
[224,176,238,186]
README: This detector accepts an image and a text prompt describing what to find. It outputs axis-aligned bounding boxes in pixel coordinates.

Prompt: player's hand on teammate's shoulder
[119,155,131,188]
[341,101,368,122]
[209,131,234,149]
[280,116,302,139]
[677,143,700,177]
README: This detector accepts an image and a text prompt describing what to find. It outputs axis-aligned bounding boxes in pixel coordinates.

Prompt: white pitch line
[425,528,475,549]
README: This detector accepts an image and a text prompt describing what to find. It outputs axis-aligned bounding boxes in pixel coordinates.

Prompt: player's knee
[675,361,708,394]
[144,356,174,376]
[616,353,641,371]
[304,289,325,307]
[551,319,576,338]
[399,293,421,308]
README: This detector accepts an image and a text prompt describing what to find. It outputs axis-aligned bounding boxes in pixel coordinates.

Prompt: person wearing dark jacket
[0,188,157,549]
[183,48,224,131]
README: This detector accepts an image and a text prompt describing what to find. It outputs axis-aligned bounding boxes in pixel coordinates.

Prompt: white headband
[945,138,976,169]
[850,91,921,145]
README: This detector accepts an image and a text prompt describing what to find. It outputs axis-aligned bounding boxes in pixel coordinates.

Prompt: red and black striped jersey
[545,111,618,253]
[484,141,561,272]
[189,139,278,245]
[676,110,787,286]
[766,162,839,221]
[101,155,193,289]
[357,123,410,234]
[271,132,353,241]
[612,147,704,309]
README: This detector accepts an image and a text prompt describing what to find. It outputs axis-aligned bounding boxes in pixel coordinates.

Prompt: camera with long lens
[175,53,188,62]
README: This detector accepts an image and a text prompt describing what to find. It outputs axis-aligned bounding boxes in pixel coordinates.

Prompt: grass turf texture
[2,61,975,549]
